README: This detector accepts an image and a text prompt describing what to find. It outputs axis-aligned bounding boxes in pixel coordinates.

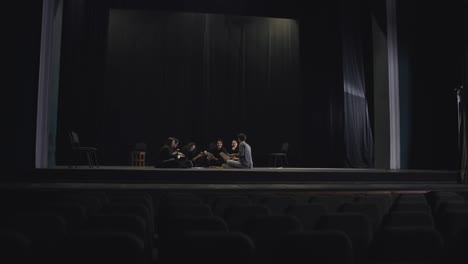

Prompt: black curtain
[462,1,468,183]
[101,11,301,165]
[341,1,374,168]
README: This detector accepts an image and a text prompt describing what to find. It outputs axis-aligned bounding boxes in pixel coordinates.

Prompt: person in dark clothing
[228,139,239,157]
[207,139,228,166]
[156,137,185,168]
[181,142,207,167]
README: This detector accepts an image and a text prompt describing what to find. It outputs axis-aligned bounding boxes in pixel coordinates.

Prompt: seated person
[156,137,186,168]
[228,139,240,160]
[206,139,228,166]
[181,142,207,167]
[223,133,253,169]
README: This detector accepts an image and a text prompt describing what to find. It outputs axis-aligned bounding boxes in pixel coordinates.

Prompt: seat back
[68,131,80,149]
[280,142,289,154]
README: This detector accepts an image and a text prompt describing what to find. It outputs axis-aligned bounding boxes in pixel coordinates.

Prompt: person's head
[166,137,176,148]
[231,139,238,148]
[188,142,196,152]
[182,142,196,153]
[237,133,247,142]
[216,139,223,149]
[173,138,179,148]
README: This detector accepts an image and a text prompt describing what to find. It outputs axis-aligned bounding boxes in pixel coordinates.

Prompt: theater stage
[28,166,460,186]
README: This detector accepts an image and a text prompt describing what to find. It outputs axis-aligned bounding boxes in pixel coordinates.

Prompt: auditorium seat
[259,195,298,215]
[164,216,228,238]
[163,204,213,218]
[392,202,432,215]
[223,205,270,231]
[34,202,88,229]
[371,227,444,264]
[57,231,146,264]
[109,192,154,216]
[358,194,394,213]
[426,191,464,211]
[0,230,31,264]
[162,193,203,206]
[3,213,68,262]
[383,211,434,228]
[285,204,327,230]
[340,202,384,230]
[162,231,255,264]
[272,230,353,264]
[101,203,152,231]
[83,214,148,244]
[316,213,373,263]
[244,215,302,264]
[311,195,358,212]
[444,228,468,264]
[434,200,468,217]
[212,196,251,216]
[436,210,468,241]
[398,193,427,204]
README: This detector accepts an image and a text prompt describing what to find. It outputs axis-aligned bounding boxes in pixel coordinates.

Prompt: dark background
[7,0,467,177]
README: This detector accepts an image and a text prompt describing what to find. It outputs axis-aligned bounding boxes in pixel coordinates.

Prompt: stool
[131,151,145,167]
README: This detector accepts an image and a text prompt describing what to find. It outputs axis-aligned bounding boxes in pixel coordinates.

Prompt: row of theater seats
[0,189,467,264]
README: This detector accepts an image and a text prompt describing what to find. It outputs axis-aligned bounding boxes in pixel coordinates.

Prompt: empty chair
[68,130,99,167]
[371,227,444,264]
[212,196,251,216]
[224,205,270,231]
[285,204,327,230]
[316,213,372,263]
[383,212,434,228]
[58,231,146,264]
[163,232,255,264]
[130,142,147,167]
[273,231,353,264]
[267,142,289,167]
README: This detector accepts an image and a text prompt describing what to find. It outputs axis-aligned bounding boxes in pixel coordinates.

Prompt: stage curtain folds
[341,0,374,168]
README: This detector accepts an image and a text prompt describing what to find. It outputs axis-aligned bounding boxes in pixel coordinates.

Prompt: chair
[131,151,145,167]
[68,131,98,168]
[268,142,289,167]
[130,143,146,167]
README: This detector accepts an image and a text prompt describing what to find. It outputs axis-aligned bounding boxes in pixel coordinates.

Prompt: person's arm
[239,143,245,158]
[192,152,204,161]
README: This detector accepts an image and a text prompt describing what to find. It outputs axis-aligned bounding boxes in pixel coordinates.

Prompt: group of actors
[157,133,253,169]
